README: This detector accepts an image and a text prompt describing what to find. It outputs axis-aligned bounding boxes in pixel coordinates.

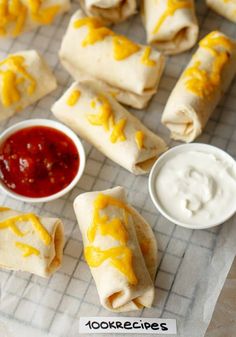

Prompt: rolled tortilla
[207,0,236,23]
[0,50,57,122]
[59,10,166,109]
[52,80,167,174]
[73,186,158,312]
[162,31,236,142]
[0,207,64,277]
[142,0,199,55]
[0,0,70,38]
[79,0,136,24]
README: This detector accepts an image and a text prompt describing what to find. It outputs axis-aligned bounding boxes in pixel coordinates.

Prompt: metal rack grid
[0,1,236,336]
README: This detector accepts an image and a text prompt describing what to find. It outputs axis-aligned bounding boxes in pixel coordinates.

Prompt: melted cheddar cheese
[67,89,81,106]
[87,95,127,144]
[112,35,140,61]
[85,246,137,285]
[15,242,40,257]
[28,0,41,12]
[110,118,127,143]
[90,99,96,108]
[199,31,234,56]
[0,213,51,245]
[73,17,141,61]
[29,0,60,25]
[153,0,192,34]
[89,216,128,244]
[87,194,130,244]
[93,193,129,211]
[0,218,25,237]
[85,193,138,285]
[0,0,61,37]
[0,207,10,211]
[88,95,114,131]
[135,130,145,149]
[141,47,156,67]
[183,32,233,98]
[0,0,27,36]
[0,55,36,107]
[73,17,114,47]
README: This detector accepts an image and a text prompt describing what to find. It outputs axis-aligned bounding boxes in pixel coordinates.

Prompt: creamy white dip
[155,150,236,226]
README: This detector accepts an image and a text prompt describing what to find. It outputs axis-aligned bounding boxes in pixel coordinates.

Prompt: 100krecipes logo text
[79,317,177,334]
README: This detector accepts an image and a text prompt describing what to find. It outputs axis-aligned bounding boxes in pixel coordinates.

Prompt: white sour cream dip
[155,150,236,227]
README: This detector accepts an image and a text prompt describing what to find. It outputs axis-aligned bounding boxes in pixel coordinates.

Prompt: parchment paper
[205,257,236,337]
[0,1,236,336]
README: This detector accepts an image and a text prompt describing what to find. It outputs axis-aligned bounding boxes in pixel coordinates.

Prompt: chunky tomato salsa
[0,126,80,198]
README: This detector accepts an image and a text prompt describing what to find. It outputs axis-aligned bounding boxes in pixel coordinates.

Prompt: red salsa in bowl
[0,126,80,198]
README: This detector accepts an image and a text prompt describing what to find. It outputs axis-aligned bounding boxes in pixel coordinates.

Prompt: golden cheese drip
[93,193,130,211]
[135,130,145,149]
[0,0,27,37]
[28,0,41,12]
[0,0,61,36]
[88,95,114,131]
[141,47,156,67]
[0,213,51,245]
[87,95,127,144]
[87,194,130,244]
[67,89,81,106]
[0,207,10,211]
[153,0,192,34]
[73,17,114,47]
[112,35,140,61]
[89,216,128,244]
[0,219,25,237]
[199,31,234,56]
[90,99,96,108]
[0,55,36,107]
[28,0,61,25]
[183,32,233,98]
[85,193,138,285]
[0,2,6,35]
[31,6,61,25]
[73,17,140,61]
[0,71,21,107]
[15,242,40,257]
[110,118,127,143]
[85,246,138,285]
[184,61,213,98]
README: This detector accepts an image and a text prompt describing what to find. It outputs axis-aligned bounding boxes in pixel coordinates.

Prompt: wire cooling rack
[0,1,236,337]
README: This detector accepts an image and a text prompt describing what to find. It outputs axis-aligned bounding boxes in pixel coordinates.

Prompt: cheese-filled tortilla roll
[142,0,199,55]
[207,0,236,23]
[74,186,158,312]
[79,0,136,24]
[0,207,64,277]
[162,31,236,142]
[59,10,166,109]
[52,80,167,175]
[0,0,70,38]
[0,50,57,122]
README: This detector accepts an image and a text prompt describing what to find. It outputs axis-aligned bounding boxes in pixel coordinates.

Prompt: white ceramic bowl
[149,143,236,229]
[0,119,86,203]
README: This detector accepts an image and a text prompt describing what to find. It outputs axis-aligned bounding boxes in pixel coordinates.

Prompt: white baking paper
[0,1,236,337]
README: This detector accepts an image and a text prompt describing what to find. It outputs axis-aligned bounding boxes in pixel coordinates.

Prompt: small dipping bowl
[149,143,236,229]
[0,119,86,203]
